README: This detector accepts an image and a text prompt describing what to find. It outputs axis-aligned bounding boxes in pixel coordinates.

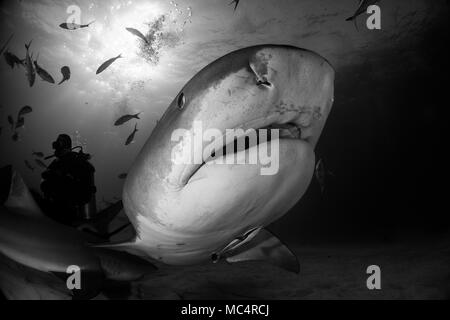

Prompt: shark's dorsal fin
[223,229,300,274]
[3,168,44,218]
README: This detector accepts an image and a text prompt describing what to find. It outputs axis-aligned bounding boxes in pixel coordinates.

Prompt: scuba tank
[79,159,97,221]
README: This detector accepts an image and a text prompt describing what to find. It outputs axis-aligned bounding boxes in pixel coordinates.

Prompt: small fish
[58,66,71,85]
[229,0,240,11]
[114,113,141,126]
[15,117,25,130]
[3,51,23,69]
[35,159,48,169]
[59,20,95,30]
[126,28,149,44]
[34,55,55,84]
[346,0,381,29]
[315,159,326,193]
[24,41,36,87]
[24,160,34,172]
[125,124,138,146]
[96,54,122,75]
[118,173,128,180]
[12,132,20,142]
[18,105,33,118]
[0,34,14,56]
[315,159,335,194]
[7,115,14,131]
[32,151,45,158]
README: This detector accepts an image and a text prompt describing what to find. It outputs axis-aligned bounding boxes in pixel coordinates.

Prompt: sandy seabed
[97,235,450,300]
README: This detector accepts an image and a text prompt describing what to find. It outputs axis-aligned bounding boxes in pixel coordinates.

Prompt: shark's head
[123,45,334,264]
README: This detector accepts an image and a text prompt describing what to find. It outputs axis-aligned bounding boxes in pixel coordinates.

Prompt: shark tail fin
[345,16,354,21]
[135,112,141,120]
[222,228,300,274]
[25,40,32,51]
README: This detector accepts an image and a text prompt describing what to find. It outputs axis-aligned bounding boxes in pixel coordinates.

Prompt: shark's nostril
[211,253,219,263]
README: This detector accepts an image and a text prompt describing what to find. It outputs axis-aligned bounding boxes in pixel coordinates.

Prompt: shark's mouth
[186,121,305,184]
[210,123,302,158]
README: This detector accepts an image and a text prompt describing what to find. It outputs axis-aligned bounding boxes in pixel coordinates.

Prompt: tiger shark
[0,45,334,300]
[107,45,335,272]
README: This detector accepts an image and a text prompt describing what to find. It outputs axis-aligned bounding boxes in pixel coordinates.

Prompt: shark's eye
[256,79,272,87]
[177,93,186,110]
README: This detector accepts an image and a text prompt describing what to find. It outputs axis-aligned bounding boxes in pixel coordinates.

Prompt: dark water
[271,4,450,245]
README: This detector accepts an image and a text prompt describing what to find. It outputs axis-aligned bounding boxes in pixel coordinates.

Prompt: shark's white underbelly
[132,139,315,265]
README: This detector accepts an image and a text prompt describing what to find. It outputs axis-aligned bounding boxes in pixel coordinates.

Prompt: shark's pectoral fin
[224,229,300,274]
[94,239,156,263]
[92,248,157,282]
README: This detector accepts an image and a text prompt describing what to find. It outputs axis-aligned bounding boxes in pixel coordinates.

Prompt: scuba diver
[40,134,97,226]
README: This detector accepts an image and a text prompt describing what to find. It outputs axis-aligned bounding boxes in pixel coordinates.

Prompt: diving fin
[222,229,300,274]
[77,200,125,238]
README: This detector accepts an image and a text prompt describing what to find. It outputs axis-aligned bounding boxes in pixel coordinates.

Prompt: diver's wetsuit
[41,151,96,226]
